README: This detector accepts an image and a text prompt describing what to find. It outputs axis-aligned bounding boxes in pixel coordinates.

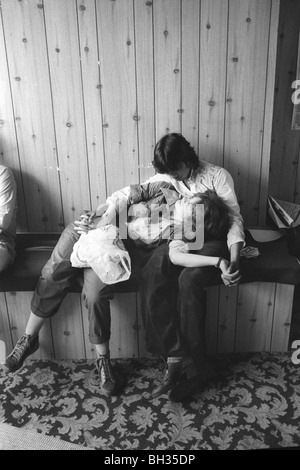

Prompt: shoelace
[162,363,168,378]
[10,336,29,361]
[99,357,116,383]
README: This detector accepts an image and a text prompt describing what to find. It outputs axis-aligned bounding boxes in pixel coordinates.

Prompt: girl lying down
[70,183,231,283]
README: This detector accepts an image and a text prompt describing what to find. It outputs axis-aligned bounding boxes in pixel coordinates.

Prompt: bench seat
[0,229,298,359]
[0,233,138,293]
[0,229,299,293]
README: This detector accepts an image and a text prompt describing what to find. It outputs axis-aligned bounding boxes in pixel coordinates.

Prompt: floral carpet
[0,353,300,450]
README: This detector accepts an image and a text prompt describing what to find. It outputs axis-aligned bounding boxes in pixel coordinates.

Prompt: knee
[83,285,113,308]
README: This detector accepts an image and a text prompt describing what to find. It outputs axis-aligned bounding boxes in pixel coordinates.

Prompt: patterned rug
[0,353,300,450]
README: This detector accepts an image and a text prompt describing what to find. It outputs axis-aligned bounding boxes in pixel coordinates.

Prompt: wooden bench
[0,230,299,360]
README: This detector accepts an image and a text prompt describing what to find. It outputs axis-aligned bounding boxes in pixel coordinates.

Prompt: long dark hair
[152,133,199,174]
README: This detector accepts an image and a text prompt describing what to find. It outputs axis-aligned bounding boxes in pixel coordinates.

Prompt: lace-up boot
[96,353,119,396]
[4,334,39,373]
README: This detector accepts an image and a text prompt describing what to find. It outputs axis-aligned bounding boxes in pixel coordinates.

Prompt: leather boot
[152,360,184,398]
[96,353,120,396]
[169,361,215,402]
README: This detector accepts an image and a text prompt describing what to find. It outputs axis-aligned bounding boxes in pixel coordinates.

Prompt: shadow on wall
[14,169,64,234]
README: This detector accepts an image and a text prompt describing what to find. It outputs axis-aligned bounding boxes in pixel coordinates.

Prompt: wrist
[230,259,240,269]
[215,256,223,269]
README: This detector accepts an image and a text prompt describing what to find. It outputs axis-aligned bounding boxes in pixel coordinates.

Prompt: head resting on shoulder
[175,190,230,241]
[196,189,230,240]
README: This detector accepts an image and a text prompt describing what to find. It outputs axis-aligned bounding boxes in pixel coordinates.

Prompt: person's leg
[130,243,188,397]
[4,223,81,372]
[170,239,228,401]
[30,222,81,320]
[131,243,185,358]
[82,268,120,396]
[0,244,13,273]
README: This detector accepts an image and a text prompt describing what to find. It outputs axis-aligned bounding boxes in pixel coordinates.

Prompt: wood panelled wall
[0,0,279,231]
[269,0,300,203]
[1,282,294,360]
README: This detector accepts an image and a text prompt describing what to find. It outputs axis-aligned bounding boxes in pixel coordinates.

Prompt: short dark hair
[152,133,199,174]
[193,190,230,240]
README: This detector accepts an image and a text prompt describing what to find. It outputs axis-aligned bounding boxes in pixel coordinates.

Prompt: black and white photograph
[0,0,300,453]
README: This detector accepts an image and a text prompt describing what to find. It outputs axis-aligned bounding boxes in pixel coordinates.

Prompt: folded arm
[170,250,229,273]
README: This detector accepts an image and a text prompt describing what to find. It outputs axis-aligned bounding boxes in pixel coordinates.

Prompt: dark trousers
[177,239,228,371]
[130,243,185,357]
[132,239,229,373]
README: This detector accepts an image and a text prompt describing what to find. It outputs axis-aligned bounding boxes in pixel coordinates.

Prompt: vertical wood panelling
[217,285,238,353]
[199,0,228,167]
[110,293,139,358]
[0,0,279,228]
[235,282,275,352]
[77,0,107,207]
[134,0,156,182]
[292,28,300,131]
[295,145,300,205]
[258,0,280,225]
[153,0,181,139]
[1,282,291,361]
[181,0,200,151]
[96,0,139,194]
[224,0,272,225]
[1,0,63,231]
[269,0,300,204]
[271,283,294,351]
[0,15,27,231]
[44,0,91,224]
[50,293,85,359]
[288,15,300,204]
[0,293,13,354]
[205,286,219,354]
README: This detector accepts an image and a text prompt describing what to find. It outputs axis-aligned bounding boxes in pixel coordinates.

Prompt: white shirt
[106,161,245,250]
[169,239,189,257]
[0,165,17,253]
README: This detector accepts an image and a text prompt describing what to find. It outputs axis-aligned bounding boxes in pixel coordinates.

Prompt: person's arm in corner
[0,167,17,234]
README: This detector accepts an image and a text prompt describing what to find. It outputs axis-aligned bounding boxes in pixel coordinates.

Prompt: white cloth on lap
[70,224,131,284]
